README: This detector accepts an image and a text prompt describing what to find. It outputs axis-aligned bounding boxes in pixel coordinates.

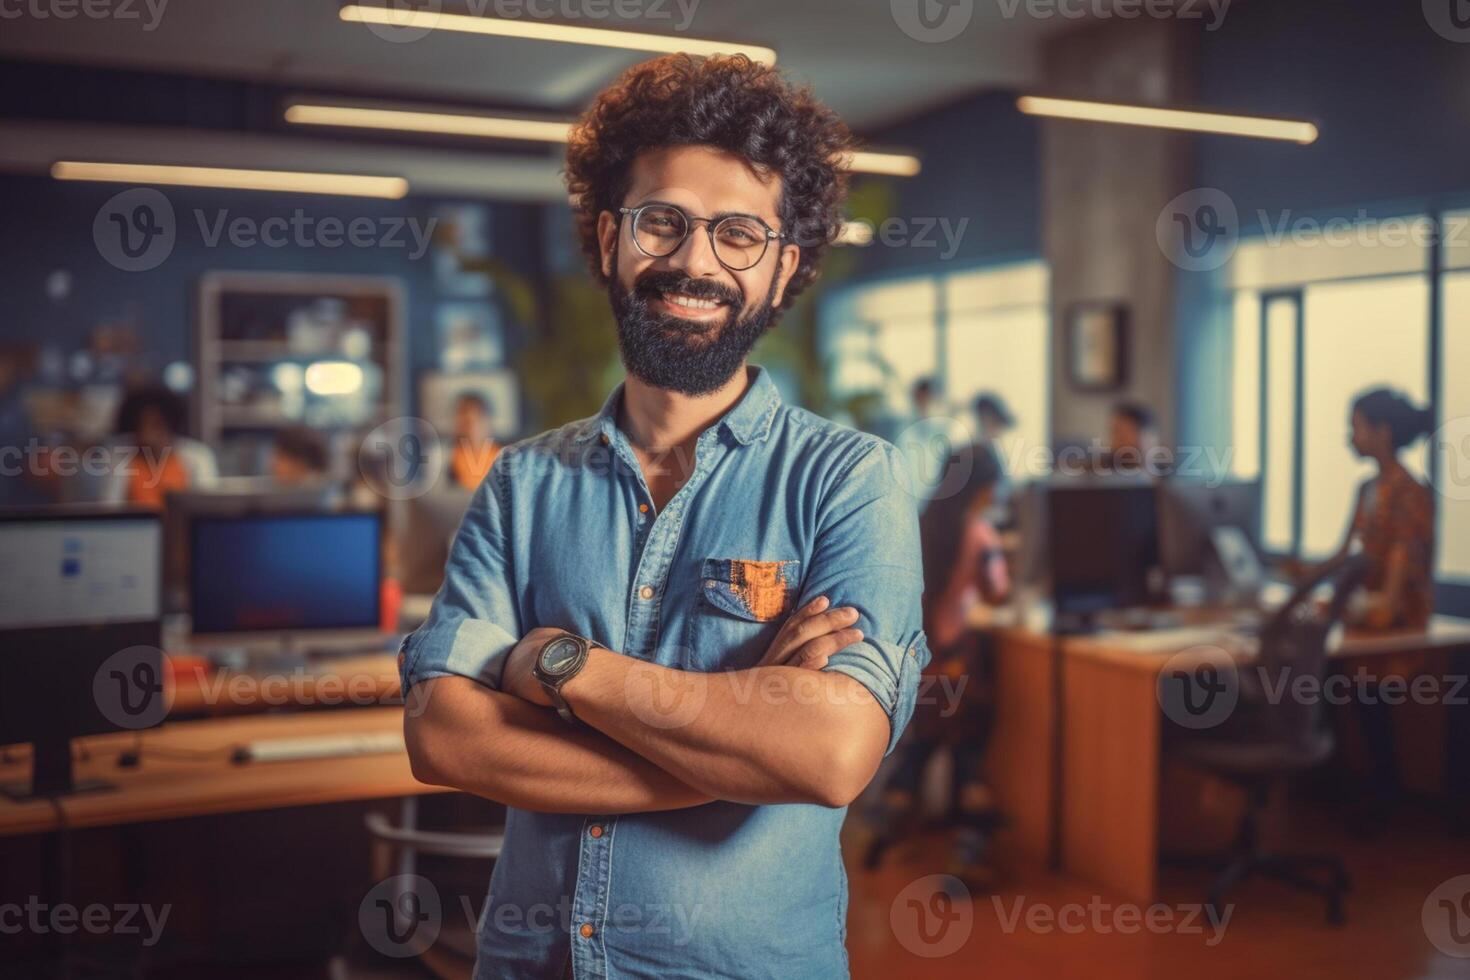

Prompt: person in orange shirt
[448,391,501,490]
[103,386,217,509]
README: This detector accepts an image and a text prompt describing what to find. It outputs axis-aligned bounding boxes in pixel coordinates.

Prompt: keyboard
[232,730,404,764]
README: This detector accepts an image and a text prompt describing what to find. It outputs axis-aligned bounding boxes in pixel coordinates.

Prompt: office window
[1229,215,1450,574]
[1230,290,1262,480]
[1261,294,1300,554]
[1439,269,1470,584]
[821,261,1050,473]
[822,277,939,416]
[1300,277,1430,557]
[943,263,1050,479]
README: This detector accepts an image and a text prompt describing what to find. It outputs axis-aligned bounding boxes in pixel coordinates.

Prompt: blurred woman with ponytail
[1331,387,1437,630]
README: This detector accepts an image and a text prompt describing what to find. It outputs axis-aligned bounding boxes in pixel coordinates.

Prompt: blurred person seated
[861,445,1009,886]
[971,391,1016,522]
[270,426,331,487]
[897,376,973,500]
[448,391,502,491]
[101,385,217,508]
[1107,399,1173,478]
[1296,388,1435,631]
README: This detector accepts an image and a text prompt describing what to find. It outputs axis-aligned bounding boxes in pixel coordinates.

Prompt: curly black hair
[564,53,855,312]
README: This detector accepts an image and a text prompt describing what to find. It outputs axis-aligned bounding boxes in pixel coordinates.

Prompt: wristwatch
[532,631,595,724]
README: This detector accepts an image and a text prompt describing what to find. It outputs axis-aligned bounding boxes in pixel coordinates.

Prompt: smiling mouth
[653,290,731,319]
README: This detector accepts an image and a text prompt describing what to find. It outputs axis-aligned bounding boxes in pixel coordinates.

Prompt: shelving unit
[195,271,405,477]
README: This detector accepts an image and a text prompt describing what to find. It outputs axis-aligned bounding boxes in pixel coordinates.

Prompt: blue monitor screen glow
[189,512,380,635]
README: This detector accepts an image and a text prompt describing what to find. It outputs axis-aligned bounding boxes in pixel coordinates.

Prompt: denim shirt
[399,364,931,979]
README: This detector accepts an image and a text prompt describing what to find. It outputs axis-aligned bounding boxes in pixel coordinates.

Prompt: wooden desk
[977,610,1470,902]
[0,706,441,838]
[167,653,401,717]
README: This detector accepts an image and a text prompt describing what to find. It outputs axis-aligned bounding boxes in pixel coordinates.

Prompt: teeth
[663,292,722,311]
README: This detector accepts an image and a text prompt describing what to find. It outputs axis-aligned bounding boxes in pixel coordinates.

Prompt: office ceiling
[0,0,1081,129]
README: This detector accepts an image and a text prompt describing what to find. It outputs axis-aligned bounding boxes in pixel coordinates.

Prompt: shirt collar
[574,364,781,448]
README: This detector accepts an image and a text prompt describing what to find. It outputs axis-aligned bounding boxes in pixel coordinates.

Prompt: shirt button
[580,923,595,939]
[639,585,654,600]
[589,824,604,838]
[638,503,649,513]
[599,433,609,446]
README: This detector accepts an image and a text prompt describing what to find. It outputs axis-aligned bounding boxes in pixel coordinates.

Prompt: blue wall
[0,175,544,434]
[852,90,1043,278]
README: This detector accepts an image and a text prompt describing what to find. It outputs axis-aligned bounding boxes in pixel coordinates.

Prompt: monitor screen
[1048,484,1159,616]
[189,512,381,635]
[0,516,161,629]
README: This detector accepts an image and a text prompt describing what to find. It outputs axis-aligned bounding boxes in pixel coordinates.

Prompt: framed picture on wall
[1064,302,1129,391]
[419,370,520,442]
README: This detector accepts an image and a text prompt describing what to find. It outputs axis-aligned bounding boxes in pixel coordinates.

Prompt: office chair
[1166,551,1370,926]
[331,796,504,979]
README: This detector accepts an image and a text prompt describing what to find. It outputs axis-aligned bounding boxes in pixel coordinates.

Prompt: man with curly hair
[401,53,930,979]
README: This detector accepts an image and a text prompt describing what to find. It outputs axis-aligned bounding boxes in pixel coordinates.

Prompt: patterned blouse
[1350,463,1436,629]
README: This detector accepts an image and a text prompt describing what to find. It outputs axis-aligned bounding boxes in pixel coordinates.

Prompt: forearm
[561,648,886,808]
[405,676,713,814]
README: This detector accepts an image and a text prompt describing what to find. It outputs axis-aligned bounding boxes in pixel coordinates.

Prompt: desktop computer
[187,510,384,656]
[1046,482,1163,629]
[0,508,164,799]
[1157,479,1266,604]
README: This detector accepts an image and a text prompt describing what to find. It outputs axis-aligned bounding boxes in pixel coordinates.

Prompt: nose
[671,223,724,279]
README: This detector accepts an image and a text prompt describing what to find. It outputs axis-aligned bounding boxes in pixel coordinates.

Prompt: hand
[502,626,564,707]
[758,595,863,671]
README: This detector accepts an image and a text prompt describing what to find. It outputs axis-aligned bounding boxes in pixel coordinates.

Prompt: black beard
[608,256,781,397]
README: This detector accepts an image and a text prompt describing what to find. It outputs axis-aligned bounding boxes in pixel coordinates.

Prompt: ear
[770,242,801,308]
[596,210,618,279]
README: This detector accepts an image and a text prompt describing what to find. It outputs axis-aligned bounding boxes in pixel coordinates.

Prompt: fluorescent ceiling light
[1016,96,1318,144]
[845,151,922,177]
[51,161,409,198]
[340,4,777,65]
[286,102,924,178]
[287,103,572,143]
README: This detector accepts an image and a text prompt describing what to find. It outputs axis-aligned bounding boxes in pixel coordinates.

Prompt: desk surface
[0,706,438,838]
[168,653,401,716]
[971,604,1470,672]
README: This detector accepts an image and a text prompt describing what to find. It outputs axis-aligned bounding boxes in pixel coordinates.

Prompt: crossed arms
[400,443,927,814]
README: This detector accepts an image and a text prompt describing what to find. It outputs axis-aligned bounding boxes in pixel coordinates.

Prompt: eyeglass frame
[616,203,786,272]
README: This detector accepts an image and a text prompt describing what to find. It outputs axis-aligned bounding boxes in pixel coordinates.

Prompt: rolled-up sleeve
[807,441,933,756]
[398,462,521,696]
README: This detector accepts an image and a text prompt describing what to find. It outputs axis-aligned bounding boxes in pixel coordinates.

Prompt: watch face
[539,636,583,676]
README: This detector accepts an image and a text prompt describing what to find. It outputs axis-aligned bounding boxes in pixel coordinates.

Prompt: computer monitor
[398,486,474,595]
[1157,479,1264,602]
[1047,483,1161,624]
[163,482,340,613]
[187,510,381,645]
[0,508,163,799]
[1157,479,1262,575]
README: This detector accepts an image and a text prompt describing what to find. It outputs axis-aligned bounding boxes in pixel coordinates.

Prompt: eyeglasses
[618,204,783,272]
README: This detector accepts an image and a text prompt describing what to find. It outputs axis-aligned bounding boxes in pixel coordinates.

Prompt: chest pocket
[682,556,801,672]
